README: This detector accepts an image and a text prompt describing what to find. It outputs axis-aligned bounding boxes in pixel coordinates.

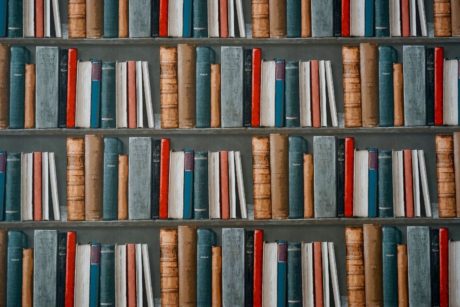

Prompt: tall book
[277,241,287,306]
[6,231,27,307]
[260,60,275,127]
[35,47,59,128]
[86,0,102,38]
[56,233,66,306]
[274,59,285,127]
[24,249,34,306]
[169,151,185,219]
[430,229,440,306]
[368,149,378,217]
[196,47,214,128]
[360,43,379,127]
[90,60,102,128]
[197,229,215,305]
[342,46,362,127]
[245,231,254,306]
[178,44,196,128]
[407,226,431,306]
[311,0,333,37]
[252,0,269,38]
[65,231,77,307]
[363,224,383,305]
[354,150,369,217]
[178,226,197,305]
[270,134,288,219]
[102,138,122,220]
[9,47,29,129]
[243,49,253,127]
[159,138,170,219]
[160,229,179,306]
[5,152,20,221]
[379,46,397,126]
[382,227,401,306]
[434,0,452,37]
[286,0,301,37]
[444,59,459,125]
[436,135,456,217]
[313,136,336,217]
[193,151,209,219]
[222,228,245,306]
[289,136,307,218]
[103,0,118,37]
[84,135,103,221]
[375,0,390,36]
[252,136,271,219]
[183,149,194,219]
[67,138,85,221]
[434,47,444,126]
[263,242,277,305]
[66,48,78,128]
[378,150,393,217]
[74,244,91,307]
[345,227,365,305]
[287,242,302,305]
[403,46,426,126]
[33,230,57,307]
[160,47,178,128]
[269,0,286,37]
[100,244,115,307]
[75,61,92,128]
[425,48,435,125]
[0,45,9,129]
[221,47,243,127]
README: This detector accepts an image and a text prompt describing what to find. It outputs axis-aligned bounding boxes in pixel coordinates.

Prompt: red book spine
[159,138,170,219]
[127,61,137,129]
[341,0,350,37]
[403,149,414,217]
[401,0,410,37]
[251,48,262,127]
[344,137,354,217]
[66,48,78,128]
[253,229,264,307]
[435,47,444,126]
[439,228,449,307]
[220,151,229,219]
[313,242,323,307]
[127,244,137,307]
[159,0,169,37]
[33,152,42,221]
[65,231,77,307]
[219,0,228,37]
[35,0,44,37]
[310,60,320,128]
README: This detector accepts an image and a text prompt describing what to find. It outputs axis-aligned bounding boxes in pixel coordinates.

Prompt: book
[66,48,78,128]
[68,0,86,38]
[275,59,285,127]
[390,0,401,36]
[127,61,136,129]
[169,151,185,219]
[425,48,435,125]
[178,226,197,305]
[160,229,178,305]
[333,0,341,36]
[183,149,194,219]
[197,229,215,305]
[7,231,27,307]
[418,150,432,217]
[100,244,115,307]
[364,0,375,36]
[64,232,77,307]
[360,43,379,127]
[114,244,126,306]
[354,149,369,217]
[434,0,452,36]
[208,151,220,219]
[378,150,393,217]
[299,61,311,127]
[375,0,389,36]
[345,227,365,305]
[262,242,277,305]
[325,60,339,127]
[85,135,103,221]
[115,61,127,128]
[22,248,33,307]
[212,246,222,306]
[368,149,378,217]
[393,63,404,126]
[221,46,243,127]
[0,152,5,220]
[20,153,32,221]
[311,0,333,37]
[129,0,151,37]
[33,230,57,306]
[220,151,230,219]
[219,0,228,37]
[252,0,269,38]
[243,49,253,127]
[103,0,118,37]
[193,0,208,37]
[392,150,405,217]
[160,47,178,128]
[142,62,155,128]
[253,230,264,306]
[269,0,286,37]
[277,241,287,306]
[235,0,245,37]
[196,47,214,128]
[449,239,460,305]
[412,150,421,217]
[270,134,288,219]
[222,228,245,306]
[24,63,35,128]
[313,136,336,217]
[9,47,29,129]
[90,60,102,128]
[5,152,21,221]
[151,140,161,218]
[289,136,307,218]
[0,0,6,37]
[178,44,196,128]
[287,0,301,37]
[75,61,92,128]
[303,154,314,218]
[159,139,170,219]
[193,151,209,219]
[0,45,9,128]
[252,136,271,219]
[363,224,383,305]
[118,155,128,220]
[403,149,414,217]
[235,152,247,219]
[436,135,456,217]
[260,60,275,127]
[102,138,122,220]
[407,226,431,306]
[403,46,426,126]
[74,244,91,307]
[210,63,221,127]
[287,242,302,305]
[33,152,42,221]
[401,0,410,36]
[313,242,323,306]
[142,244,154,307]
[101,62,116,128]
[344,137,354,217]
[444,59,459,125]
[397,244,409,306]
[159,0,169,37]
[58,49,68,127]
[428,229,440,306]
[382,227,401,306]
[379,46,397,126]
[350,0,365,36]
[434,47,444,126]
[35,47,58,128]
[342,46,362,127]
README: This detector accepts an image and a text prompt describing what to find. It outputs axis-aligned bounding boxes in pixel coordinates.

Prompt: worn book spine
[403,46,426,126]
[243,49,253,127]
[197,229,215,305]
[9,47,28,129]
[210,63,221,128]
[397,244,408,307]
[68,0,86,38]
[100,244,115,306]
[378,150,393,217]
[311,0,333,37]
[101,61,116,128]
[24,64,35,129]
[375,0,389,36]
[311,60,320,127]
[58,49,68,128]
[434,47,444,126]
[287,0,301,37]
[252,0,269,37]
[160,229,179,306]
[382,227,401,306]
[0,44,9,128]
[84,135,103,221]
[178,44,196,128]
[67,138,85,221]
[285,61,300,127]
[425,48,435,125]
[452,0,460,36]
[313,136,337,217]
[6,231,26,307]
[222,228,245,306]
[274,59,285,127]
[5,153,20,221]
[401,0,410,36]
[22,248,32,307]
[126,244,136,307]
[221,47,243,127]
[455,133,460,215]
[219,0,228,37]
[192,0,208,37]
[86,0,102,37]
[342,46,362,127]
[66,48,78,128]
[436,135,456,217]
[151,140,161,218]
[127,61,137,129]
[301,0,311,37]
[196,47,214,128]
[212,246,222,307]
[103,0,118,37]
[364,224,383,305]
[33,152,42,221]
[313,241,323,306]
[393,63,404,126]
[118,0,128,37]
[178,226,197,306]
[430,229,440,307]
[345,227,365,305]
[102,138,122,220]
[379,46,397,126]
[337,138,345,217]
[360,43,379,127]
[434,0,452,36]
[117,154,128,220]
[269,0,286,37]
[33,230,58,307]
[303,154,314,218]
[403,149,414,217]
[252,137,271,219]
[407,226,431,306]
[270,134,289,219]
[128,0,151,37]
[289,136,307,218]
[160,46,178,128]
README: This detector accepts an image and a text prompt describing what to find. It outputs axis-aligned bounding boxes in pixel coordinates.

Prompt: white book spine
[44,0,51,37]
[300,61,312,127]
[235,0,246,37]
[353,150,369,217]
[168,0,184,37]
[26,153,33,221]
[115,62,122,128]
[228,0,235,37]
[74,244,91,307]
[301,243,314,307]
[443,59,459,126]
[20,153,26,221]
[396,150,405,217]
[228,151,237,218]
[208,152,221,219]
[136,244,143,307]
[325,61,338,127]
[319,60,327,127]
[418,150,432,217]
[115,244,127,307]
[208,0,220,37]
[449,241,460,305]
[49,152,60,221]
[321,242,330,307]
[350,0,365,36]
[142,244,155,307]
[42,152,50,220]
[416,0,427,36]
[75,61,92,128]
[235,151,247,219]
[120,62,128,128]
[262,242,277,307]
[142,62,155,128]
[260,61,276,127]
[23,0,34,37]
[136,61,144,128]
[328,242,341,307]
[412,150,421,217]
[168,151,185,219]
[390,0,401,36]
[410,0,417,36]
[51,0,62,37]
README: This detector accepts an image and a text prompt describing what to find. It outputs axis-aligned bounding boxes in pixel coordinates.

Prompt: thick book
[364,224,383,305]
[85,135,103,221]
[252,0,269,38]
[168,0,183,37]
[345,227,365,305]
[382,227,401,306]
[243,49,252,127]
[101,62,116,128]
[403,46,426,126]
[90,60,102,128]
[360,43,379,127]
[221,47,243,127]
[33,230,58,306]
[269,0,286,37]
[6,231,27,307]
[128,138,152,219]
[66,138,85,221]
[5,152,21,221]
[285,61,300,127]
[277,241,287,306]
[9,47,29,129]
[160,229,178,305]
[274,59,285,127]
[178,44,196,128]
[86,0,102,38]
[74,244,91,307]
[434,0,452,37]
[311,0,333,37]
[342,46,362,127]
[407,226,431,306]
[193,151,209,219]
[350,0,365,36]
[100,244,115,307]
[58,49,68,128]
[313,136,336,217]
[102,138,122,220]
[196,47,214,128]
[159,47,178,128]
[270,134,289,219]
[289,136,307,218]
[436,135,456,217]
[368,149,378,217]
[197,229,216,306]
[252,136,271,219]
[378,150,393,217]
[287,242,302,305]
[222,228,245,306]
[103,0,118,37]
[379,46,397,126]
[287,0,301,37]
[178,226,197,305]
[425,48,435,125]
[129,0,151,37]
[332,0,341,36]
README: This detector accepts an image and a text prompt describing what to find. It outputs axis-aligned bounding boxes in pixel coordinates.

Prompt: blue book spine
[193,0,208,38]
[90,60,102,128]
[183,149,194,219]
[7,0,22,37]
[103,0,119,38]
[0,0,6,37]
[288,137,307,218]
[382,227,401,306]
[101,62,116,128]
[375,0,390,36]
[0,151,6,221]
[9,47,29,129]
[286,0,301,37]
[102,138,122,220]
[6,231,26,307]
[378,150,393,217]
[5,152,20,221]
[89,243,101,307]
[379,47,397,126]
[183,0,193,37]
[197,229,216,305]
[287,242,302,306]
[100,244,115,307]
[275,59,286,128]
[196,47,214,128]
[285,61,300,127]
[368,148,378,217]
[277,241,287,307]
[364,0,374,37]
[193,151,209,219]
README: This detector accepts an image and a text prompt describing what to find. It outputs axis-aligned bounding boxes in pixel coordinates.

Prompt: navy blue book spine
[151,0,160,36]
[101,61,116,128]
[58,49,68,128]
[5,152,20,221]
[426,48,435,126]
[56,232,67,307]
[100,244,115,307]
[336,138,345,217]
[243,49,253,127]
[430,229,440,307]
[287,242,302,306]
[245,230,254,307]
[333,0,342,37]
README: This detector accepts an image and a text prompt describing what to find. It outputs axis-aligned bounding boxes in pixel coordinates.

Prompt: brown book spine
[35,0,44,37]
[436,134,457,217]
[0,44,9,129]
[393,63,404,126]
[451,0,460,36]
[118,0,129,38]
[252,0,270,38]
[68,0,86,38]
[210,64,221,128]
[0,230,5,305]
[345,227,365,306]
[84,135,103,221]
[160,47,179,129]
[269,0,287,38]
[454,132,460,216]
[397,244,409,307]
[212,246,222,307]
[313,242,323,307]
[160,228,179,306]
[127,61,137,129]
[360,43,379,127]
[127,244,136,307]
[24,64,36,129]
[33,152,42,221]
[22,248,33,307]
[434,0,452,37]
[118,154,129,220]
[363,224,383,306]
[178,226,197,306]
[270,134,288,219]
[86,0,103,38]
[178,44,196,128]
[252,136,272,219]
[67,137,85,221]
[342,46,362,127]
[303,153,314,218]
[301,0,311,37]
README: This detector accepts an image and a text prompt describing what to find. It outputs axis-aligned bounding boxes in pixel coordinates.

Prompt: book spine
[252,136,271,219]
[303,154,314,218]
[197,229,214,305]
[66,138,85,221]
[393,63,404,126]
[252,0,269,38]
[118,0,128,37]
[251,48,262,127]
[286,0,301,37]
[313,241,323,306]
[382,227,400,306]
[102,138,122,220]
[222,228,245,306]
[219,0,228,37]
[363,224,383,305]
[128,0,151,38]
[345,227,365,304]
[378,150,393,217]
[434,0,452,37]
[9,47,28,129]
[103,0,118,37]
[86,0,103,38]
[7,0,23,37]
[342,46,362,127]
[426,48,435,125]
[159,0,168,37]
[435,47,444,126]
[341,0,350,36]
[269,0,287,37]
[311,0,333,37]
[403,45,426,126]
[0,152,5,221]
[333,0,341,36]
[66,48,78,128]
[64,232,76,307]
[439,227,449,306]
[379,46,397,126]
[344,137,354,217]
[5,153,21,221]
[100,244,115,307]
[277,241,287,307]
[151,140,161,219]
[287,242,302,305]
[90,60,102,128]
[6,231,26,307]
[407,226,431,306]
[274,60,285,127]
[0,0,6,37]
[368,149,378,217]
[364,0,375,36]
[33,152,42,221]
[127,61,137,129]
[245,231,254,307]
[22,248,33,307]
[56,233,67,307]
[160,229,178,305]
[117,155,128,220]
[58,49,68,128]
[159,139,170,219]
[401,0,410,36]
[243,49,253,127]
[336,138,345,217]
[0,45,8,128]
[313,136,337,217]
[285,61,300,127]
[160,47,178,128]
[101,62,116,128]
[253,230,264,306]
[375,0,390,36]
[89,244,101,307]
[397,244,409,306]
[183,150,194,219]
[126,244,136,307]
[403,149,414,217]
[24,63,35,129]
[178,226,197,305]
[178,44,196,128]
[212,246,222,306]
[430,229,440,306]
[360,43,379,127]
[0,230,5,305]
[270,134,289,219]
[193,0,208,37]
[288,136,307,218]
[210,63,221,128]
[33,230,58,306]
[196,47,213,128]
[151,0,159,36]
[220,47,243,127]
[85,135,104,221]
[68,0,86,38]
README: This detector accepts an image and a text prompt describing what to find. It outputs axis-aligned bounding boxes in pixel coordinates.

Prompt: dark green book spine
[243,49,252,127]
[103,0,119,38]
[378,46,397,126]
[58,49,68,128]
[193,0,208,38]
[375,0,390,36]
[288,137,307,218]
[5,153,20,221]
[286,0,301,37]
[426,48,435,125]
[151,0,160,36]
[287,242,302,306]
[285,61,300,127]
[382,227,401,307]
[193,151,209,219]
[102,138,122,220]
[196,47,214,128]
[197,229,215,306]
[7,0,22,37]
[151,139,161,219]
[56,232,67,307]
[378,150,393,217]
[9,47,29,129]
[245,231,254,307]
[101,62,116,128]
[6,231,26,307]
[100,244,115,307]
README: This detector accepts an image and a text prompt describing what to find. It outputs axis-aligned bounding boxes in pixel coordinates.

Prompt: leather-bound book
[210,63,221,128]
[22,248,33,307]
[434,0,452,37]
[85,135,103,221]
[178,226,197,306]
[68,0,86,38]
[303,153,314,218]
[86,0,103,38]
[360,43,378,127]
[363,224,383,305]
[220,151,230,219]
[393,63,404,126]
[24,64,35,129]
[270,134,288,219]
[403,150,414,217]
[127,244,136,307]
[301,0,311,37]
[452,0,460,36]
[397,244,408,307]
[178,44,196,128]
[118,154,128,220]
[436,135,457,217]
[33,152,42,221]
[212,246,222,307]
[252,0,270,38]
[119,0,128,38]
[313,242,323,307]
[127,61,137,129]
[345,227,365,305]
[160,47,179,128]
[0,44,9,129]
[252,136,271,219]
[342,46,362,127]
[160,229,179,306]
[67,137,85,221]
[269,0,286,37]
[0,230,5,305]
[454,132,460,215]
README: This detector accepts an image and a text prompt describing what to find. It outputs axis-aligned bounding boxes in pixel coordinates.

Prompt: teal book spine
[193,151,209,219]
[364,0,374,37]
[9,47,29,129]
[368,148,378,218]
[286,0,301,37]
[285,61,300,127]
[379,46,397,126]
[7,0,22,37]
[375,0,390,36]
[275,59,285,128]
[183,0,192,37]
[378,150,393,217]
[6,231,26,307]
[197,229,216,306]
[100,244,115,307]
[196,47,214,128]
[90,60,102,128]
[183,149,194,219]
[89,243,101,307]
[102,138,122,220]
[382,227,401,307]
[193,0,208,37]
[101,62,116,128]
[103,0,119,37]
[0,151,6,221]
[287,242,302,306]
[0,0,6,36]
[277,241,287,307]
[288,137,307,218]
[5,153,20,221]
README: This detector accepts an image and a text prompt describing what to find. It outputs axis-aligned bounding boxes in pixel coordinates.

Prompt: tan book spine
[118,0,129,38]
[397,244,408,307]
[24,64,35,129]
[210,64,221,128]
[160,46,179,129]
[86,0,103,38]
[303,153,314,218]
[178,226,197,306]
[270,134,288,219]
[436,134,457,217]
[252,136,272,219]
[301,0,311,37]
[363,224,383,306]
[434,0,452,37]
[393,63,404,126]
[22,248,33,307]
[67,137,85,221]
[212,246,222,307]
[252,0,270,38]
[360,43,379,127]
[455,132,460,216]
[451,0,460,36]
[160,229,179,307]
[84,134,103,221]
[68,0,86,38]
[345,227,365,306]
[342,46,362,127]
[269,0,286,38]
[118,154,129,220]
[0,44,9,129]
[0,230,6,305]
[178,44,196,128]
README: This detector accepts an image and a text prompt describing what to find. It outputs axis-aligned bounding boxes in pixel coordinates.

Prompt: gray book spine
[220,47,243,127]
[33,230,58,307]
[128,137,152,219]
[403,46,426,126]
[311,0,333,37]
[313,136,336,217]
[35,47,59,128]
[128,0,151,37]
[222,228,245,306]
[407,226,431,307]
